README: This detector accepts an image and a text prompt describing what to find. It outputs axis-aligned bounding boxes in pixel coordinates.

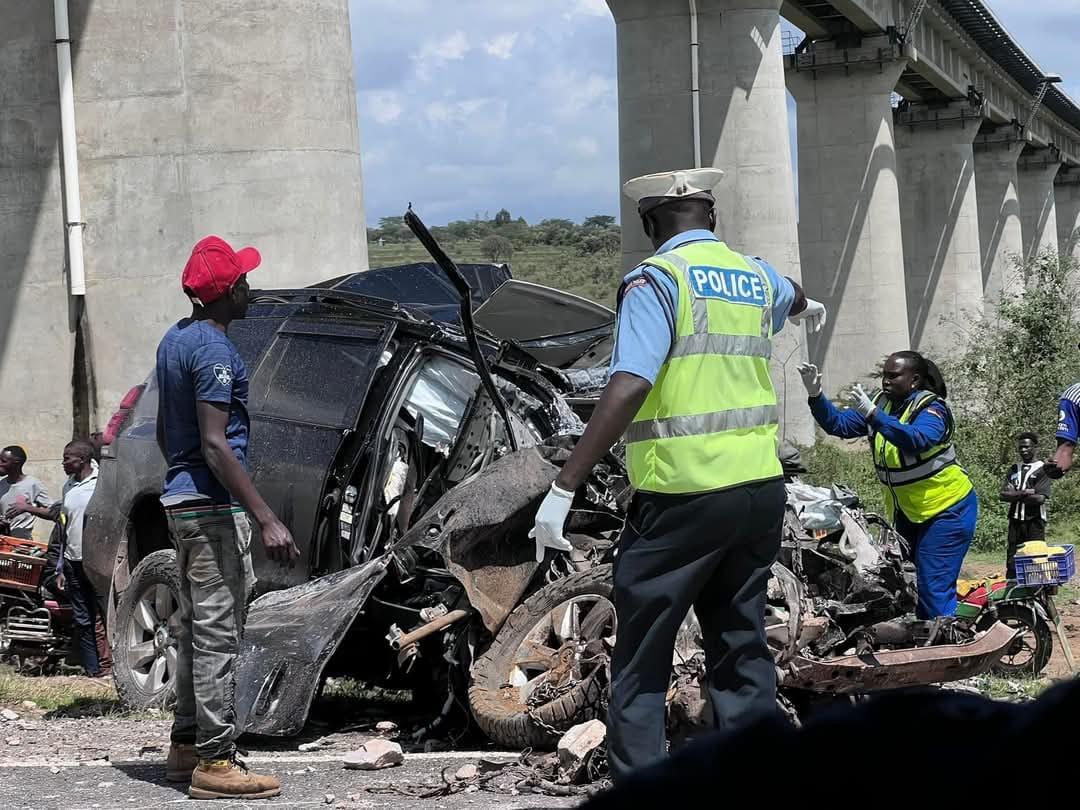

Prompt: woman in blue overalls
[798,351,977,618]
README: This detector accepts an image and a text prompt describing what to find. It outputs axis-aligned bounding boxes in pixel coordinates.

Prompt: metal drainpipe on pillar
[689,0,702,169]
[53,0,86,298]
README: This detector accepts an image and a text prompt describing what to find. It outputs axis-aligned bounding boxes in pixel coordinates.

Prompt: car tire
[469,564,614,750]
[112,549,182,710]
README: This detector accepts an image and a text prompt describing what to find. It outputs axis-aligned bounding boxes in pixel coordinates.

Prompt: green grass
[368,241,622,308]
[968,674,1049,701]
[0,666,167,720]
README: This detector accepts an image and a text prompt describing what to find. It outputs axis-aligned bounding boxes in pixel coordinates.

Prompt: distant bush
[480,235,514,262]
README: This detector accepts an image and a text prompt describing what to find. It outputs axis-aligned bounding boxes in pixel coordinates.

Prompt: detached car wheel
[112,549,182,710]
[469,564,615,750]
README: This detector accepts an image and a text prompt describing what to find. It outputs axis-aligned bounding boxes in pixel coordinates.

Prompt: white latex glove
[797,363,822,397]
[530,482,575,563]
[789,298,827,333]
[847,383,877,419]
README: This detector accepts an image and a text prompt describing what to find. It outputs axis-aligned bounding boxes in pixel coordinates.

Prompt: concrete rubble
[342,739,404,771]
[557,720,606,781]
[0,710,19,722]
[454,764,479,781]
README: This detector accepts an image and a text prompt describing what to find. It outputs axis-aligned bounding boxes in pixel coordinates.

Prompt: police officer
[531,168,826,782]
[798,351,977,617]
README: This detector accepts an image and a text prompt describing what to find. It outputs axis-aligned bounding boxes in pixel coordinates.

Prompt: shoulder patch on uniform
[924,407,944,419]
[622,276,650,295]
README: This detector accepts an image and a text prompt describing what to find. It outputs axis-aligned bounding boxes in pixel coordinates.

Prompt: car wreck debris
[557,719,607,781]
[343,739,405,771]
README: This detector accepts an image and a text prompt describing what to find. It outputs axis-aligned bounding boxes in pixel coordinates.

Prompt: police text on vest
[688,266,767,307]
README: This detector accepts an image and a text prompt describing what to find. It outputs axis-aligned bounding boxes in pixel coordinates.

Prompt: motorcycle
[0,534,77,674]
[955,570,1076,678]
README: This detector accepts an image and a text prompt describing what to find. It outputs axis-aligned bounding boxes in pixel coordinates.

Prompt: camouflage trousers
[165,503,256,760]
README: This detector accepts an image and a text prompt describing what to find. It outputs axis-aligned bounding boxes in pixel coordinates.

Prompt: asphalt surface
[0,751,582,809]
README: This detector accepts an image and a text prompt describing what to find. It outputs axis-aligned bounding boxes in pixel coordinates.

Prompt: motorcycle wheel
[469,564,614,750]
[981,603,1053,677]
[112,549,182,710]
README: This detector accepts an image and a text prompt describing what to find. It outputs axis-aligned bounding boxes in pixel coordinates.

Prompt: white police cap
[622,168,725,214]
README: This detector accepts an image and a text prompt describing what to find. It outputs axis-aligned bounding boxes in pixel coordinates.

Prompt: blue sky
[351,0,1080,226]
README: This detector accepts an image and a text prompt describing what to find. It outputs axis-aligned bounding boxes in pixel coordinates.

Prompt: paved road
[0,751,581,810]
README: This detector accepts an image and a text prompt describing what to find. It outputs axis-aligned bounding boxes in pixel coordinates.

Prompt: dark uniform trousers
[606,478,785,783]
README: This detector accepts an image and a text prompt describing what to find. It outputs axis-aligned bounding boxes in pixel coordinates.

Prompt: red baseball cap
[181,235,261,306]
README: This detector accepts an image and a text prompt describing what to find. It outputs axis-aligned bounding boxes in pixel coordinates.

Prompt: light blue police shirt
[608,229,796,384]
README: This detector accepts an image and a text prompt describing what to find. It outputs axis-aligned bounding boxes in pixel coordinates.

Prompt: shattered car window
[403,355,480,452]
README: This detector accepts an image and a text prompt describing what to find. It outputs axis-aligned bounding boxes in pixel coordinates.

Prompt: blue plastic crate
[1015,544,1076,586]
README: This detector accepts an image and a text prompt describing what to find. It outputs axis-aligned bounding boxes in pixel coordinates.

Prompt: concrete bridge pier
[787,36,909,393]
[894,102,984,355]
[606,0,812,443]
[1055,169,1080,260]
[974,128,1026,304]
[1018,149,1063,262]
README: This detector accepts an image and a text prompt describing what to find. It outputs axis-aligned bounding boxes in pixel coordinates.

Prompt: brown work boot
[165,742,196,782]
[188,754,281,800]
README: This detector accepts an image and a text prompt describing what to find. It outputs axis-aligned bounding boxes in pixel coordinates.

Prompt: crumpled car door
[235,558,390,736]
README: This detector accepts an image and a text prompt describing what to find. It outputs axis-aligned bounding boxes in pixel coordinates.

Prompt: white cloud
[413,31,470,80]
[424,97,509,133]
[366,91,403,124]
[543,69,615,118]
[564,0,608,19]
[571,136,599,157]
[484,32,519,60]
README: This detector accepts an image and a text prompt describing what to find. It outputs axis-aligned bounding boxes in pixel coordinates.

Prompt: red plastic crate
[0,536,47,593]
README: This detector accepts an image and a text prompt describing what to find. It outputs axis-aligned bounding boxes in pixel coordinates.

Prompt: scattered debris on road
[343,739,405,771]
[557,719,606,781]
[454,763,478,781]
[1,709,19,722]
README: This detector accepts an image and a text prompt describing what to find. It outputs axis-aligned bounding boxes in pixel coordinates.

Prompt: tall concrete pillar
[894,102,984,354]
[1017,149,1062,261]
[607,0,812,443]
[1055,169,1080,260]
[1,4,74,494]
[787,37,909,393]
[974,128,1025,303]
[0,0,368,500]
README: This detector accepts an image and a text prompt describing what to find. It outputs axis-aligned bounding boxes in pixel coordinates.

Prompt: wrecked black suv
[83,223,628,748]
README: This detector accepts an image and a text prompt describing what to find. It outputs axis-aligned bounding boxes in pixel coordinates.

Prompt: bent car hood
[473,280,614,369]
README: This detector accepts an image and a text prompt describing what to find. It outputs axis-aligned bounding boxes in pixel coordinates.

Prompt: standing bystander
[0,446,55,539]
[156,236,298,800]
[1000,432,1052,578]
[54,440,102,676]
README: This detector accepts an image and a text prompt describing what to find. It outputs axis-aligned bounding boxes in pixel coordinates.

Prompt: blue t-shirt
[155,319,250,504]
[608,230,796,384]
[1058,383,1080,444]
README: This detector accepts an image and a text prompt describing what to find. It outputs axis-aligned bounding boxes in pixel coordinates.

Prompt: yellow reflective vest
[624,240,782,494]
[870,390,973,523]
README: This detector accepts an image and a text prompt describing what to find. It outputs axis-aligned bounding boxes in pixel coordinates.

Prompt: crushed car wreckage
[670,451,1017,737]
[228,214,1015,749]
[94,208,1015,750]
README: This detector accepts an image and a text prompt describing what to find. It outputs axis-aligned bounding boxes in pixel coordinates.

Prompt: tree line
[368,209,621,261]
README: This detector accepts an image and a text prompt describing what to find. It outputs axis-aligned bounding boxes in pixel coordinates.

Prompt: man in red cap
[154,236,298,800]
